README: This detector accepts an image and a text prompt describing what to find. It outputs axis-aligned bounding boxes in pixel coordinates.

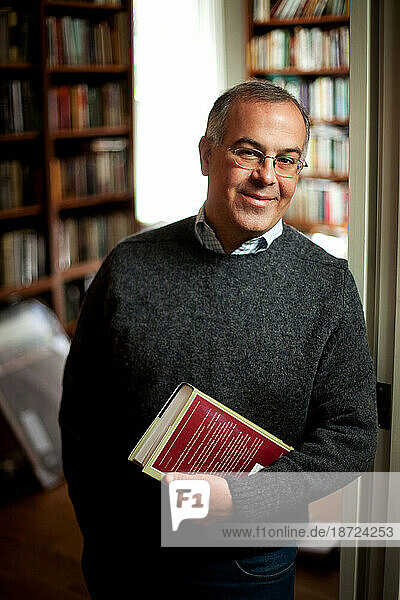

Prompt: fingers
[164,472,195,484]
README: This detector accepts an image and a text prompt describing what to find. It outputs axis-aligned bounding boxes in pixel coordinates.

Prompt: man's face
[199,100,306,253]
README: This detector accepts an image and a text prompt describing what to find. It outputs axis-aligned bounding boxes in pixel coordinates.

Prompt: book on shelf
[0,7,31,64]
[50,138,128,201]
[253,0,271,21]
[269,77,348,124]
[71,84,89,129]
[248,24,349,72]
[272,0,304,19]
[58,209,131,270]
[0,229,46,288]
[48,82,126,131]
[288,177,348,226]
[129,383,293,481]
[111,12,129,64]
[308,76,348,121]
[0,80,39,134]
[46,13,129,68]
[0,160,23,210]
[0,160,41,212]
[307,123,349,176]
[58,218,78,270]
[254,0,349,20]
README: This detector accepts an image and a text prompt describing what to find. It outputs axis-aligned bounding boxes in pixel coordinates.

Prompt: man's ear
[199,136,211,176]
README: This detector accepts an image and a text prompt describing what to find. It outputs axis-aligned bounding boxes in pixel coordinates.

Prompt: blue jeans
[179,547,297,599]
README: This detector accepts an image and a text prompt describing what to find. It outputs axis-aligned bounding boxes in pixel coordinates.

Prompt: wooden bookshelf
[49,126,131,139]
[0,62,37,71]
[0,132,41,142]
[303,174,348,182]
[0,0,135,331]
[48,65,129,74]
[60,259,103,282]
[0,276,54,302]
[0,205,42,221]
[58,190,132,210]
[248,0,350,240]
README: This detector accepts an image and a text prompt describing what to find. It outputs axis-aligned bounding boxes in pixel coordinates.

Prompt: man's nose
[251,156,277,185]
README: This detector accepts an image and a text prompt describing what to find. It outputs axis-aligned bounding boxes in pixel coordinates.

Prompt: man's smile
[239,191,278,204]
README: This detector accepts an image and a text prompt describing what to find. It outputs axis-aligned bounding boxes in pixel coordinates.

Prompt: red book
[129,383,293,481]
[57,86,71,130]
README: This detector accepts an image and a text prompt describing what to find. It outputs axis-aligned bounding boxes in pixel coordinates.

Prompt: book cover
[129,383,293,482]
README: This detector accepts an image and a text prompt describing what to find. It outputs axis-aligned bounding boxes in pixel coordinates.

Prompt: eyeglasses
[222,146,308,178]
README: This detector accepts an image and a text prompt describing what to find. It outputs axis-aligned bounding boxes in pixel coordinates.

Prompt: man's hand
[164,472,233,525]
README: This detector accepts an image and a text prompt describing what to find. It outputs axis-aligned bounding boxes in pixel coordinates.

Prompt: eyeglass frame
[219,145,308,178]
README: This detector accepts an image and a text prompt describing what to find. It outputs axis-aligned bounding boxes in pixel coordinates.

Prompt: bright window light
[134,0,227,226]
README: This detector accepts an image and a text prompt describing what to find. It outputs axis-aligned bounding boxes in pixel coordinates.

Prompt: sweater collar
[194,202,283,255]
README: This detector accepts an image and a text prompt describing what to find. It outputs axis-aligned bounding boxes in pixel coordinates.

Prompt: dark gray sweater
[59,216,377,593]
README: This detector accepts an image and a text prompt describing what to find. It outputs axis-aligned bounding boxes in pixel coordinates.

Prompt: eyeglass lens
[231,149,303,176]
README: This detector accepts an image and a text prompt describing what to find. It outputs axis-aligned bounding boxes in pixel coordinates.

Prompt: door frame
[341,1,400,598]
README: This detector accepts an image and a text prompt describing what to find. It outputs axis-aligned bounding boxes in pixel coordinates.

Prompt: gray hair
[205,79,310,157]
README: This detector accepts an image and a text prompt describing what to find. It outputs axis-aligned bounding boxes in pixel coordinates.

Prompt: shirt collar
[194,202,283,255]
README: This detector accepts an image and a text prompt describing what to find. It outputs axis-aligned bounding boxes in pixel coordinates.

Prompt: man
[59,80,377,599]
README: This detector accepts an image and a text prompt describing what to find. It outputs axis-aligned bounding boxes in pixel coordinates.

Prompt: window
[134,0,227,226]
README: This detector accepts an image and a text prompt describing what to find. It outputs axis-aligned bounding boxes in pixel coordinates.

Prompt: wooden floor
[0,484,90,600]
[0,483,339,600]
[295,548,340,600]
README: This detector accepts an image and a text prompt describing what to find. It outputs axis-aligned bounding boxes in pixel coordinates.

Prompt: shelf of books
[0,0,135,332]
[248,0,349,258]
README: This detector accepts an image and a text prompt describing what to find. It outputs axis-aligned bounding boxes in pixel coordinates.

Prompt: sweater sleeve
[227,267,378,520]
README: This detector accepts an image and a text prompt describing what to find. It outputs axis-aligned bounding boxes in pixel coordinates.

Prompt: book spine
[1,232,16,286]
[49,158,62,203]
[58,86,72,130]
[60,16,70,65]
[7,10,19,62]
[46,17,55,67]
[0,229,45,287]
[0,160,24,210]
[0,11,9,64]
